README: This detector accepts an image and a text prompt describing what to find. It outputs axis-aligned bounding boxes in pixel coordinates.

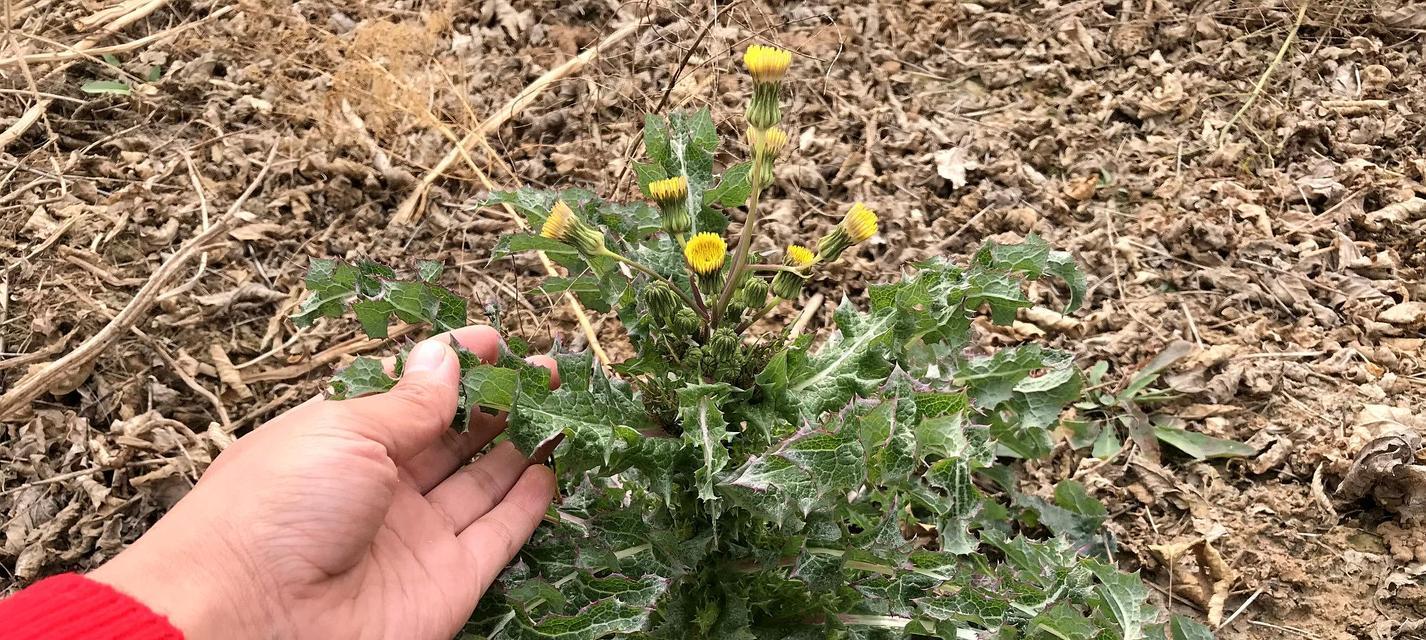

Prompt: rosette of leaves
[296,214,1209,638]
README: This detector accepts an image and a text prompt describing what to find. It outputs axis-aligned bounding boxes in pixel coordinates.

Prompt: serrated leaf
[679,384,733,504]
[1160,615,1215,640]
[705,161,752,207]
[329,356,394,398]
[783,301,895,417]
[721,451,817,527]
[460,364,523,413]
[507,366,655,476]
[1029,603,1100,639]
[417,260,444,282]
[1087,561,1155,640]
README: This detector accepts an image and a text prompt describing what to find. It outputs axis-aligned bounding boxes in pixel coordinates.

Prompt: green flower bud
[671,308,701,337]
[741,277,770,310]
[708,327,740,362]
[541,200,609,257]
[642,281,682,321]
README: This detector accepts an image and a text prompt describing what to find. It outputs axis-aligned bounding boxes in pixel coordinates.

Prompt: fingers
[445,324,503,363]
[400,353,560,492]
[527,354,560,388]
[459,465,557,594]
[425,441,528,531]
[380,325,502,377]
[331,338,460,462]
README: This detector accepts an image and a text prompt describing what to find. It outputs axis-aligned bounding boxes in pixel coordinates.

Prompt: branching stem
[712,181,763,325]
[607,252,697,310]
[734,298,781,333]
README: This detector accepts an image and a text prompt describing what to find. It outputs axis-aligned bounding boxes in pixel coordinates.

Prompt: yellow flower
[648,175,688,204]
[785,244,816,268]
[684,232,727,275]
[541,200,576,241]
[749,127,789,157]
[540,200,608,256]
[842,203,878,244]
[744,44,792,84]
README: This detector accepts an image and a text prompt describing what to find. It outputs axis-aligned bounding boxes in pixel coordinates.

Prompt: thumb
[334,337,461,462]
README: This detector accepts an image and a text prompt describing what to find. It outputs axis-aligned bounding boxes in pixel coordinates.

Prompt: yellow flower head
[842,203,878,244]
[648,175,688,204]
[684,232,727,275]
[785,244,816,268]
[744,44,792,84]
[749,127,790,157]
[541,200,576,241]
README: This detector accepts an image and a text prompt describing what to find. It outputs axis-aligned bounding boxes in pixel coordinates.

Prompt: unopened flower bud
[642,280,682,321]
[740,277,770,310]
[708,327,740,362]
[671,307,701,337]
[748,127,789,189]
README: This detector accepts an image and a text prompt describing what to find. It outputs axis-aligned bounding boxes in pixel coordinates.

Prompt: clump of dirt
[3,1,1426,637]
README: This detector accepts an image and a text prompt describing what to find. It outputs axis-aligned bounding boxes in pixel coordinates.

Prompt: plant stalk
[734,298,780,333]
[712,181,763,325]
[608,252,697,311]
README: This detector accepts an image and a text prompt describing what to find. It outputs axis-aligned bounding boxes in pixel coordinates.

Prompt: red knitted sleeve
[0,573,183,640]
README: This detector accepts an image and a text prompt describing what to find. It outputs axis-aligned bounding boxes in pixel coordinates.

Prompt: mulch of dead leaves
[3,1,1426,637]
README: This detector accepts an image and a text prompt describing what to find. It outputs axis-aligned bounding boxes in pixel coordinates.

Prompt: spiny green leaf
[782,301,896,417]
[679,384,734,504]
[329,356,394,398]
[1087,561,1155,640]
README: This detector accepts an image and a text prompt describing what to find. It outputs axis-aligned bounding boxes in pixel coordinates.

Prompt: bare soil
[4,1,1426,637]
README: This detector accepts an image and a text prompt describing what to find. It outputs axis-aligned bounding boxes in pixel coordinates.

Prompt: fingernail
[405,339,450,373]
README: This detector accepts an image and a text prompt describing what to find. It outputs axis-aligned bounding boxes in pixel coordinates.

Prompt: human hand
[90,326,560,640]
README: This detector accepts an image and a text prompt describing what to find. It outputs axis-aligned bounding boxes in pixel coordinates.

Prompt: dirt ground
[4,0,1426,637]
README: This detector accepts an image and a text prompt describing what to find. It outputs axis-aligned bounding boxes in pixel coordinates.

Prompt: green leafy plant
[1069,343,1253,462]
[295,44,1214,639]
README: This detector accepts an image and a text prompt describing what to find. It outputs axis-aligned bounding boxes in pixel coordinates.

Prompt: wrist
[89,508,284,639]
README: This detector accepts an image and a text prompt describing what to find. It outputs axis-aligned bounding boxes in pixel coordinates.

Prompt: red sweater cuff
[0,573,183,640]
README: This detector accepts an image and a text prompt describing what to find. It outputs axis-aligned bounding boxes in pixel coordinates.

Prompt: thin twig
[0,6,233,67]
[393,19,645,225]
[788,293,824,340]
[130,327,231,430]
[241,324,422,385]
[1218,1,1307,147]
[0,143,279,419]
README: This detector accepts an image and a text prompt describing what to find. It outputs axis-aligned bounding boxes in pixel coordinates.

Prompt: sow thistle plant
[295,45,1213,640]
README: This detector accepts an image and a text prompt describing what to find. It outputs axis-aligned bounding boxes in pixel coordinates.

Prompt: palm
[90,328,556,640]
[245,330,557,640]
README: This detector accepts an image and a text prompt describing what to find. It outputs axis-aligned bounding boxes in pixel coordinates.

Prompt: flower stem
[712,181,763,325]
[687,273,710,321]
[734,298,780,333]
[607,252,697,310]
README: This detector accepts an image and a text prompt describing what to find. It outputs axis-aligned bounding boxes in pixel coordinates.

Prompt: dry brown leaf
[209,344,253,399]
